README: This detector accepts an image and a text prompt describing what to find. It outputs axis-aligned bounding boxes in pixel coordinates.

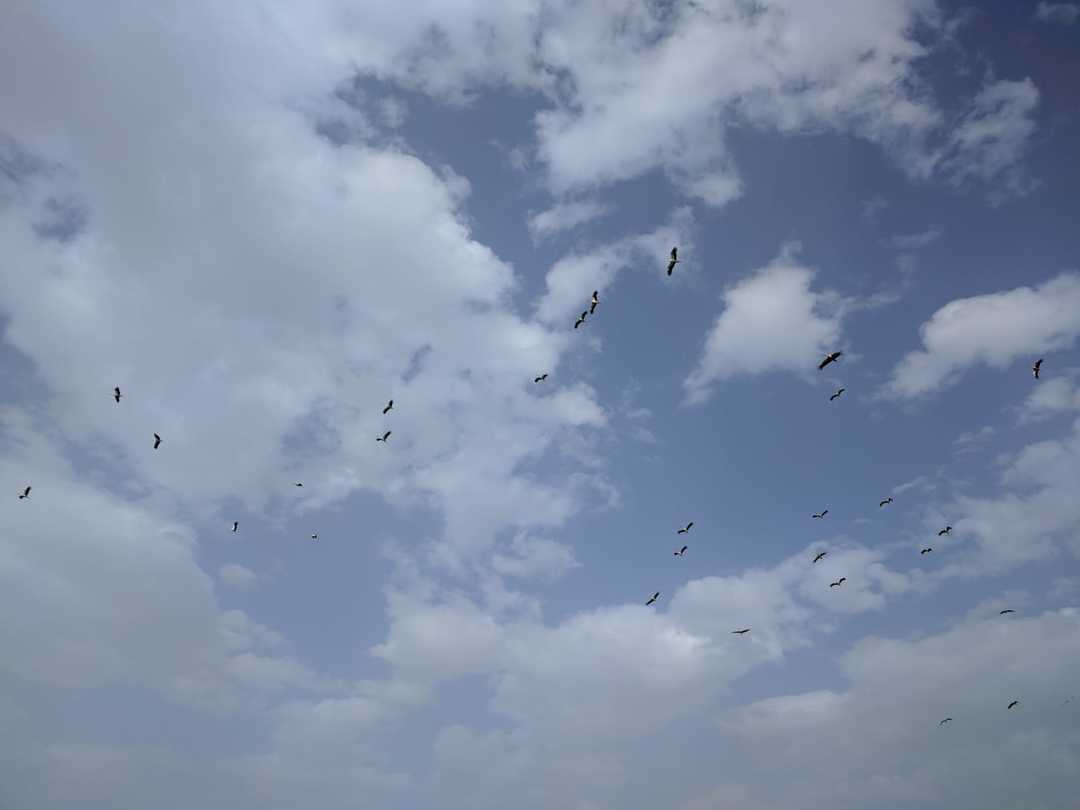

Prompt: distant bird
[376,430,392,442]
[534,373,548,383]
[731,628,751,635]
[294,482,304,487]
[829,388,845,401]
[920,547,932,555]
[829,577,847,588]
[999,609,1016,615]
[940,717,952,726]
[310,533,318,541]
[17,486,31,500]
[590,290,599,314]
[645,591,660,606]
[1063,697,1074,706]
[818,351,843,370]
[879,497,893,508]
[812,510,829,519]
[813,551,828,564]
[1007,700,1020,710]
[677,522,694,534]
[232,521,239,533]
[937,526,952,536]
[667,247,679,276]
[113,386,121,403]
[1032,358,1043,379]
[574,310,588,329]
[674,545,688,557]
[153,433,162,449]
[383,399,394,415]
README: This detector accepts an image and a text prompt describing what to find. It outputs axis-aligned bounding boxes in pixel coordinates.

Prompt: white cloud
[1035,2,1080,24]
[882,225,944,250]
[952,424,996,454]
[1019,376,1080,422]
[491,534,580,580]
[218,564,261,590]
[684,246,847,404]
[885,273,1080,398]
[527,199,611,240]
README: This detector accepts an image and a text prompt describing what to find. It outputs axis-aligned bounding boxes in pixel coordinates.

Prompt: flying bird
[879,497,893,508]
[376,430,392,442]
[153,433,162,449]
[574,310,588,329]
[674,545,688,557]
[383,399,393,415]
[1007,700,1020,710]
[232,521,239,533]
[1032,358,1043,379]
[731,628,751,635]
[829,388,845,401]
[999,609,1016,615]
[818,351,843,370]
[677,522,694,534]
[812,510,829,519]
[920,547,932,555]
[17,486,31,500]
[534,373,548,383]
[294,482,304,487]
[940,718,952,726]
[829,577,847,588]
[590,290,599,315]
[113,386,121,403]
[812,551,828,564]
[310,533,318,541]
[645,591,660,606]
[937,526,952,536]
[667,247,679,276]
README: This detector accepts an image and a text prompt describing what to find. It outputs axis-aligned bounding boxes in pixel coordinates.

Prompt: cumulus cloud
[1035,2,1080,24]
[219,564,261,590]
[527,199,611,240]
[1019,376,1080,422]
[882,225,944,250]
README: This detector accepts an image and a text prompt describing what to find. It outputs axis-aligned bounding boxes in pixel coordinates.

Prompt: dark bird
[310,533,318,541]
[937,525,952,536]
[153,433,162,449]
[232,521,239,533]
[294,482,304,487]
[17,486,31,500]
[674,545,688,557]
[999,609,1016,615]
[940,718,952,726]
[383,399,393,415]
[829,577,847,588]
[1063,697,1074,706]
[1032,358,1043,379]
[920,547,932,555]
[812,510,829,519]
[818,351,843,370]
[829,388,845,401]
[731,628,751,635]
[590,290,599,315]
[574,310,588,329]
[534,373,548,383]
[1007,700,1020,710]
[667,246,679,276]
[677,522,694,534]
[376,430,392,442]
[813,551,828,564]
[113,386,121,403]
[879,497,893,508]
[645,591,660,606]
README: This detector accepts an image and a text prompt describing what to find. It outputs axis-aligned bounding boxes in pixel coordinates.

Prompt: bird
[574,310,588,329]
[674,545,688,557]
[999,609,1016,615]
[17,486,31,500]
[534,373,548,383]
[376,430,392,442]
[813,551,828,564]
[829,388,845,401]
[232,521,239,533]
[812,510,829,519]
[310,533,318,541]
[920,547,933,555]
[937,525,952,536]
[113,386,121,403]
[1007,700,1020,710]
[879,497,893,508]
[1063,697,1074,706]
[294,482,304,487]
[818,351,843,370]
[677,522,694,534]
[731,628,751,635]
[829,577,847,588]
[645,591,660,606]
[383,399,393,415]
[1032,358,1043,379]
[590,290,599,315]
[667,247,679,276]
[940,718,952,726]
[153,433,162,449]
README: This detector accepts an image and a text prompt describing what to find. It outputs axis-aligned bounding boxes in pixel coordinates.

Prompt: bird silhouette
[294,482,304,487]
[812,510,829,519]
[574,310,588,329]
[829,388,845,401]
[534,373,548,383]
[383,399,393,414]
[813,551,828,564]
[590,290,599,314]
[829,577,847,588]
[667,247,679,276]
[113,386,121,403]
[376,430,392,442]
[818,351,842,370]
[232,521,239,533]
[310,533,318,541]
[1032,358,1043,379]
[645,591,660,606]
[731,628,751,635]
[1007,700,1020,710]
[999,609,1016,615]
[920,547,932,555]
[677,522,694,534]
[940,718,952,726]
[879,497,893,508]
[17,486,31,500]
[674,545,688,557]
[153,433,162,449]
[937,526,952,536]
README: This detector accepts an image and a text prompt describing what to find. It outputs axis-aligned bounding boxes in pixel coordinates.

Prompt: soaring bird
[829,388,845,401]
[113,386,121,403]
[534,373,548,383]
[731,628,751,635]
[812,510,829,519]
[153,433,162,449]
[920,547,932,555]
[829,577,847,588]
[674,545,688,557]
[1007,700,1020,710]
[376,430,392,442]
[813,551,828,564]
[310,533,318,541]
[937,526,952,536]
[940,718,952,726]
[667,247,679,276]
[818,351,843,370]
[1033,358,1043,379]
[294,482,304,487]
[574,310,588,329]
[17,486,31,500]
[383,399,394,415]
[645,591,660,606]
[590,290,599,315]
[677,522,694,534]
[879,497,893,508]
[999,609,1016,615]
[232,521,239,533]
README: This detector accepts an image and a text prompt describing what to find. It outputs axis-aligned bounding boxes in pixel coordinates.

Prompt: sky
[1,1,1080,808]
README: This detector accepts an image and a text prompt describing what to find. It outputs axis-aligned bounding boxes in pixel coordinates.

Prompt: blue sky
[2,1,1080,808]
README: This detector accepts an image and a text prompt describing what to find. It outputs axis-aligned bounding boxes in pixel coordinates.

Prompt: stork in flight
[153,433,162,449]
[667,247,679,276]
[1032,358,1043,379]
[674,545,688,557]
[999,609,1016,615]
[812,510,829,519]
[731,628,751,635]
[818,351,842,370]
[534,373,548,383]
[376,430,392,442]
[829,577,847,588]
[17,486,31,500]
[938,525,952,537]
[574,310,588,329]
[1007,700,1020,710]
[590,290,599,314]
[829,388,845,401]
[677,521,694,534]
[645,591,660,606]
[940,718,952,726]
[813,551,828,564]
[879,497,893,508]
[383,399,393,415]
[232,521,239,533]
[113,386,122,403]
